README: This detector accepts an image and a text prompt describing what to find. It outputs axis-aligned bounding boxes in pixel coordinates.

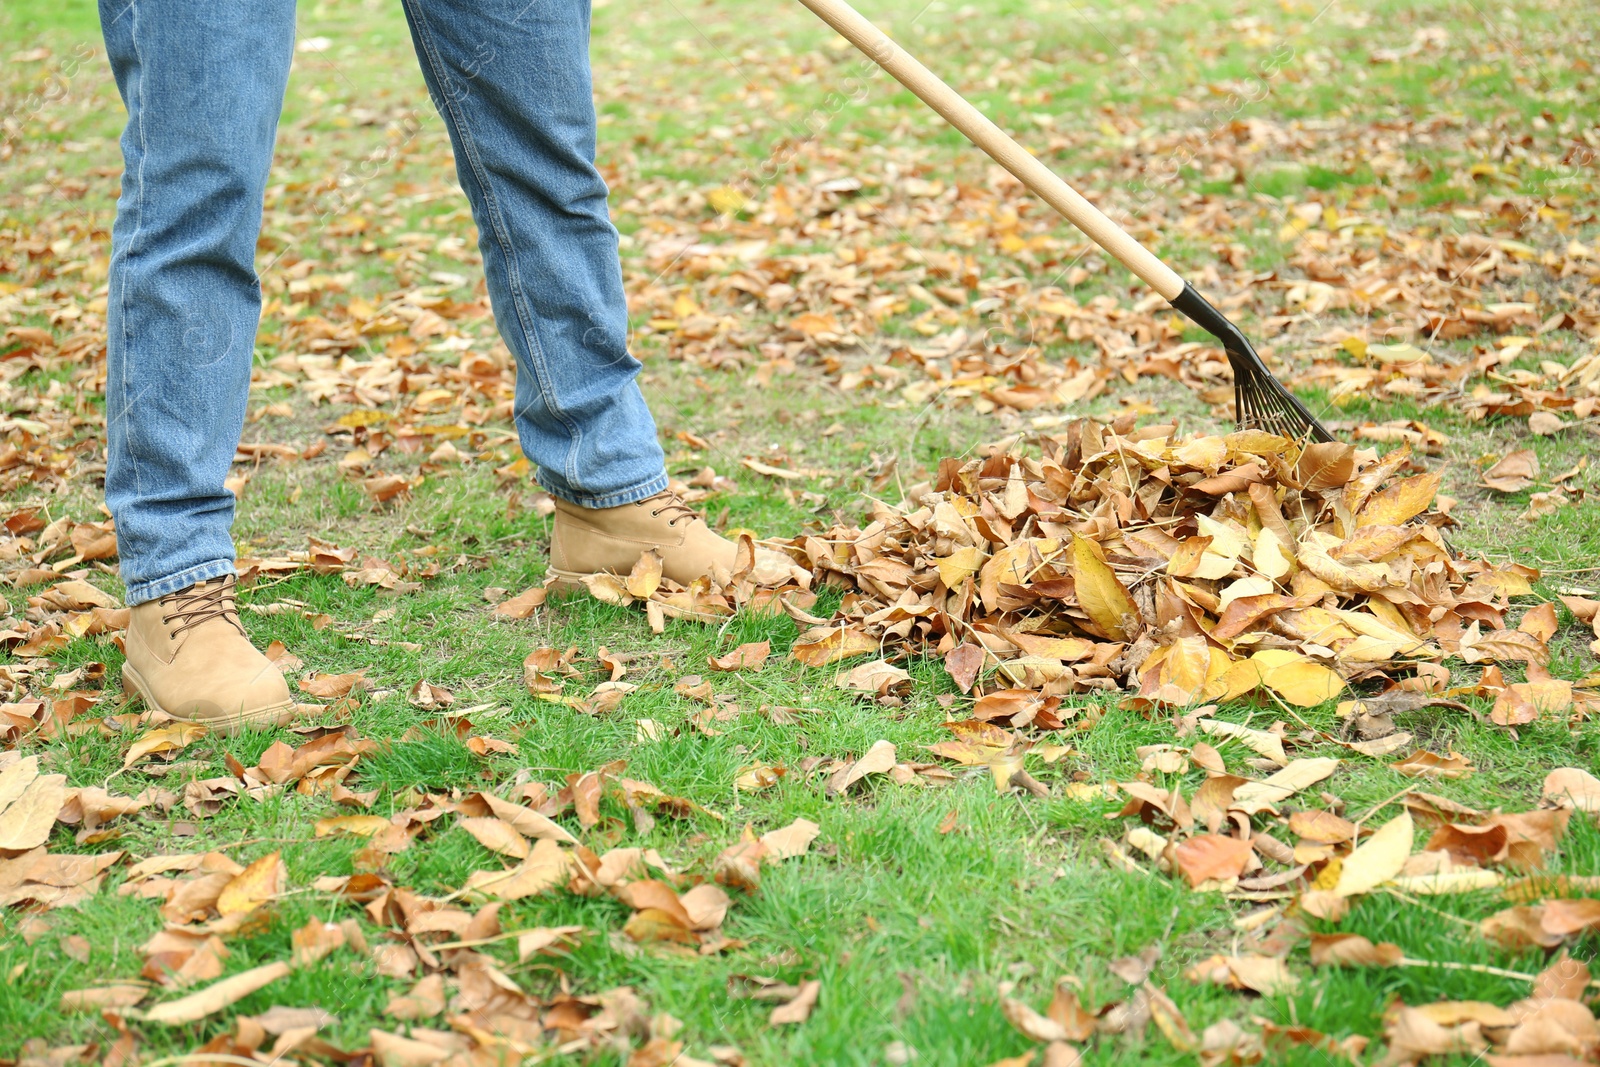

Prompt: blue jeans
[99,0,669,605]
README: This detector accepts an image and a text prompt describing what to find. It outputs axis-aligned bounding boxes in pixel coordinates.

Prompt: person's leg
[100,0,297,730]
[398,0,668,508]
[100,0,295,603]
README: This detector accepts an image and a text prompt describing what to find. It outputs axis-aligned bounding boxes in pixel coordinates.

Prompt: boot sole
[121,662,295,737]
[543,569,594,599]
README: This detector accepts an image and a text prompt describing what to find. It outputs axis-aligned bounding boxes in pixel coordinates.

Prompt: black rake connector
[1169,282,1334,444]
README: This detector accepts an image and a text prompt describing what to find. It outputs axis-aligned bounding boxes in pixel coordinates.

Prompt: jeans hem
[124,559,236,606]
[541,469,669,510]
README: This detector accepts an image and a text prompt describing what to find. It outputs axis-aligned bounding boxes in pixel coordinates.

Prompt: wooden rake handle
[795,0,1186,301]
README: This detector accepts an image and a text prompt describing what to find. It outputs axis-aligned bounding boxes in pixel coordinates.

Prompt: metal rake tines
[1233,358,1334,443]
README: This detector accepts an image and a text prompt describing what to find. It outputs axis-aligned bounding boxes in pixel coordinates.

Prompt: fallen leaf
[216,850,286,916]
[123,723,208,768]
[1071,534,1138,640]
[457,816,530,859]
[1542,767,1600,812]
[759,818,820,860]
[1173,834,1254,887]
[1483,449,1540,492]
[1393,750,1474,779]
[708,641,770,671]
[140,961,292,1025]
[769,979,821,1025]
[1309,933,1403,967]
[1334,810,1413,897]
[299,670,368,698]
[827,740,897,794]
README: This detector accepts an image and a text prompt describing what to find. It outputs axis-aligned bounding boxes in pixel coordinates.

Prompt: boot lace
[163,578,247,638]
[635,492,698,528]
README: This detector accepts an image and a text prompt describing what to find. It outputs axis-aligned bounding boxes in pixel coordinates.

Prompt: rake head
[1170,283,1334,443]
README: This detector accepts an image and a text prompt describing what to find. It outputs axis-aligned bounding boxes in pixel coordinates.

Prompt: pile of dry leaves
[756,416,1587,716]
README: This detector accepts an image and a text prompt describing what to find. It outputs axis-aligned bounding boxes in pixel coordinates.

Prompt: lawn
[1,0,1598,1063]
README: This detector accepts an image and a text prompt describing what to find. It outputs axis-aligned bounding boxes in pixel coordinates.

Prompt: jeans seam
[117,0,149,557]
[401,0,587,492]
[123,558,234,607]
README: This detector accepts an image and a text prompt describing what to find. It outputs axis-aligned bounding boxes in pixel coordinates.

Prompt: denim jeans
[99,0,669,605]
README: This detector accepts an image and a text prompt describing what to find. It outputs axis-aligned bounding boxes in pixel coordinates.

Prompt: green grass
[1,0,1597,1061]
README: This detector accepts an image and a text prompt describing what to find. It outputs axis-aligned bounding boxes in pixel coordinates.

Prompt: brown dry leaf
[1518,602,1560,644]
[299,670,369,698]
[836,658,911,696]
[0,758,66,851]
[473,792,579,844]
[769,979,821,1026]
[1298,442,1356,490]
[464,837,570,900]
[59,984,150,1013]
[625,548,665,599]
[1289,810,1357,847]
[1542,768,1600,812]
[406,680,454,710]
[1492,680,1573,726]
[827,740,897,794]
[1384,1005,1489,1062]
[708,641,770,672]
[759,818,820,861]
[140,961,292,1025]
[1483,449,1540,492]
[1184,954,1299,996]
[1309,933,1403,967]
[457,816,530,859]
[735,763,786,792]
[792,626,879,666]
[493,586,547,618]
[1003,996,1071,1043]
[1172,834,1254,888]
[512,925,586,962]
[1196,719,1287,767]
[289,918,346,968]
[385,973,446,1020]
[1394,750,1474,779]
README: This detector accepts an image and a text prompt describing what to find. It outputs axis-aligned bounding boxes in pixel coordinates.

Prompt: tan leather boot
[548,491,803,592]
[121,576,295,734]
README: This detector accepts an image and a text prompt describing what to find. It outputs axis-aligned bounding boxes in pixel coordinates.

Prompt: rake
[795,0,1335,443]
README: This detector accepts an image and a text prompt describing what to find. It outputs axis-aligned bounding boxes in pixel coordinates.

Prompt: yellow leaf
[707,185,749,215]
[123,723,208,768]
[934,545,987,589]
[313,815,393,838]
[1354,471,1442,527]
[1070,534,1137,640]
[217,851,285,916]
[1251,649,1345,706]
[792,626,878,667]
[625,549,663,600]
[1334,810,1413,897]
